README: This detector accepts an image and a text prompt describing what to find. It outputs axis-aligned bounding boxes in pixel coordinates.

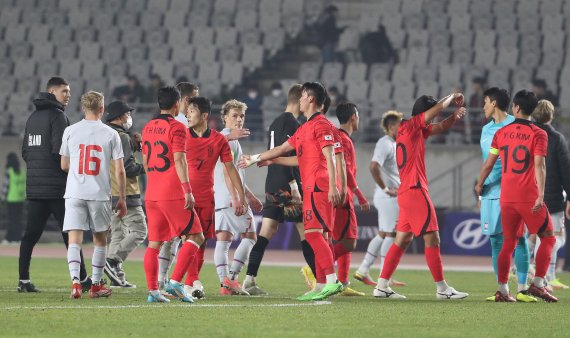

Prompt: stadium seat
[298,62,321,82]
[487,68,511,88]
[401,0,424,14]
[427,16,448,33]
[368,63,391,83]
[0,7,21,25]
[164,11,187,27]
[282,0,304,14]
[9,42,32,59]
[175,62,199,79]
[50,26,74,43]
[54,44,77,60]
[219,47,241,62]
[31,43,55,61]
[496,46,519,67]
[378,0,401,15]
[194,46,217,64]
[497,31,519,48]
[0,60,13,77]
[172,45,195,62]
[474,29,496,50]
[68,9,92,27]
[346,81,369,102]
[429,46,451,64]
[17,77,39,94]
[382,14,403,31]
[241,45,264,70]
[152,62,175,80]
[212,12,234,28]
[471,16,494,30]
[214,0,237,14]
[393,81,416,109]
[385,29,406,49]
[75,26,98,42]
[541,0,563,14]
[168,28,191,46]
[199,81,222,98]
[122,29,144,47]
[13,59,36,78]
[125,45,148,62]
[128,61,151,78]
[83,60,105,78]
[517,0,539,15]
[146,28,169,47]
[283,15,304,38]
[102,46,124,63]
[368,81,392,106]
[403,13,426,31]
[492,0,516,15]
[148,47,171,62]
[438,64,462,88]
[221,61,244,86]
[27,25,50,43]
[235,10,259,30]
[321,62,344,85]
[99,29,121,44]
[474,48,496,66]
[263,29,285,55]
[449,13,471,32]
[259,0,282,14]
[59,60,82,79]
[170,0,192,12]
[259,11,281,31]
[3,25,27,43]
[414,66,437,85]
[198,62,221,81]
[406,47,428,65]
[416,82,440,98]
[407,29,429,47]
[140,11,163,29]
[188,11,210,28]
[345,63,368,82]
[192,27,215,45]
[78,42,101,61]
[495,17,517,32]
[216,28,238,47]
[392,64,414,84]
[116,11,138,28]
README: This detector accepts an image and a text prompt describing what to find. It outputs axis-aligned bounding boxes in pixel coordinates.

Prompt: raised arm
[430,107,467,135]
[424,93,464,124]
[239,141,295,168]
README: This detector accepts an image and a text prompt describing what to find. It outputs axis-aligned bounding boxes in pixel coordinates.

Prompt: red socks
[185,245,205,285]
[170,241,200,282]
[333,242,349,260]
[144,247,160,291]
[337,252,351,284]
[535,235,555,279]
[305,232,335,276]
[497,237,518,284]
[379,244,404,280]
[424,246,444,282]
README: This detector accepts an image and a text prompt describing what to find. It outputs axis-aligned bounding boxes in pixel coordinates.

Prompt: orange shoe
[70,282,82,299]
[528,284,559,303]
[89,281,112,299]
[219,286,233,296]
[353,272,376,286]
[222,277,250,295]
[389,279,407,287]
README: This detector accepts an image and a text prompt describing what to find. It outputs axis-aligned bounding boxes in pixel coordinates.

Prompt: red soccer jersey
[396,112,433,193]
[490,119,548,203]
[142,115,187,201]
[186,128,233,207]
[337,128,357,192]
[288,113,338,192]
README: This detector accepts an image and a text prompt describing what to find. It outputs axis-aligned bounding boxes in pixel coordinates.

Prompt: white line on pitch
[0,302,332,310]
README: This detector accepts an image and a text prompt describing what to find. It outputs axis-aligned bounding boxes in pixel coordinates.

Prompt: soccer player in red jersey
[332,102,369,297]
[142,87,203,303]
[476,90,558,302]
[184,96,247,298]
[374,92,469,300]
[241,82,344,301]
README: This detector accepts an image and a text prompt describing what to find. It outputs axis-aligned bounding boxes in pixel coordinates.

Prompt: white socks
[230,238,256,279]
[158,237,181,283]
[67,244,82,281]
[498,283,509,295]
[435,280,449,293]
[376,278,389,289]
[357,235,383,274]
[92,246,106,283]
[326,273,338,284]
[533,276,546,288]
[214,240,231,282]
[379,236,394,274]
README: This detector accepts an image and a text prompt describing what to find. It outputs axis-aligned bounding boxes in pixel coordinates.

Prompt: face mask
[272,89,281,97]
[123,115,133,130]
[248,91,258,99]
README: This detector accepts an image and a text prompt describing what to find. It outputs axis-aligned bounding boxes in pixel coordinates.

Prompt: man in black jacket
[530,99,570,289]
[19,77,89,292]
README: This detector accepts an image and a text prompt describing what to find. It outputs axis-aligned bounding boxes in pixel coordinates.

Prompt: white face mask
[272,89,282,97]
[123,115,133,130]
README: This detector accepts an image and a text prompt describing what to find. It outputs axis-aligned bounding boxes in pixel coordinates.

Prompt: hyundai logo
[453,219,489,249]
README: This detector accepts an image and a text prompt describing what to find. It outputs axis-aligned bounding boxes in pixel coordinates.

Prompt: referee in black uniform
[18,77,89,292]
[242,84,315,295]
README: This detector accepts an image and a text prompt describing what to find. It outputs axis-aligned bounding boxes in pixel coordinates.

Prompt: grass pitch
[0,256,569,337]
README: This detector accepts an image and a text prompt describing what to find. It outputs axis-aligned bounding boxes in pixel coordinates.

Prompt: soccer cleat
[354,272,376,286]
[70,282,82,299]
[219,286,233,296]
[311,282,344,301]
[301,265,316,290]
[389,279,407,287]
[485,295,496,301]
[373,287,406,299]
[17,280,40,293]
[527,284,559,303]
[549,278,569,290]
[190,280,206,299]
[89,280,112,298]
[516,290,538,302]
[436,287,469,300]
[339,286,365,296]
[243,280,268,296]
[296,290,319,301]
[80,276,92,293]
[166,281,194,303]
[104,258,122,285]
[223,277,250,295]
[494,291,516,302]
[148,291,170,303]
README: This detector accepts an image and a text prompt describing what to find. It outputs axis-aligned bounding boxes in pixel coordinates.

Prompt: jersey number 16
[79,144,102,176]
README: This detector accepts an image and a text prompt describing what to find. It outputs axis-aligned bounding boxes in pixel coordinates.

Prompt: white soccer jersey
[214,128,244,209]
[371,135,400,197]
[175,112,188,127]
[60,119,124,201]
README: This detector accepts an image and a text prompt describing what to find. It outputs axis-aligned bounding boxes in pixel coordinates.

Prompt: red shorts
[501,202,553,238]
[195,206,215,239]
[333,196,357,240]
[303,191,334,232]
[396,188,438,236]
[146,199,202,242]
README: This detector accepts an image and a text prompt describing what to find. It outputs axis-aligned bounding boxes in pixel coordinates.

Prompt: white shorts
[215,207,255,237]
[373,191,399,233]
[551,211,565,233]
[63,198,112,233]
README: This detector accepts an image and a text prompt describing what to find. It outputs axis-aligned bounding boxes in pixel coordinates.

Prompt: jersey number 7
[79,144,102,176]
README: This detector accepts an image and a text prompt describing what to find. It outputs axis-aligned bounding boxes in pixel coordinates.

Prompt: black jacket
[537,123,570,213]
[21,92,69,199]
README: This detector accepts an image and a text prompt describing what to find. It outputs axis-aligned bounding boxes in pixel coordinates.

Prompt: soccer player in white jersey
[60,91,127,299]
[213,100,263,295]
[354,111,406,287]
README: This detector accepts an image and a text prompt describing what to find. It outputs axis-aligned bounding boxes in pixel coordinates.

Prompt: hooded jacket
[21,92,69,199]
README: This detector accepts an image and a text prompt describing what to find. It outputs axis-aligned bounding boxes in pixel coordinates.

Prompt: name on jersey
[28,134,42,146]
[146,126,166,135]
[501,131,529,141]
[324,135,332,141]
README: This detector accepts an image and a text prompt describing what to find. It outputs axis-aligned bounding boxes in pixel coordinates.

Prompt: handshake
[238,154,262,169]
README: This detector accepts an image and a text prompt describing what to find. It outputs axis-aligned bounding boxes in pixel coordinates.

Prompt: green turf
[0,256,569,337]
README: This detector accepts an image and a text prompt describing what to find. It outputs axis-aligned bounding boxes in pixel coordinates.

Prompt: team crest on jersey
[324,135,333,141]
[208,145,214,156]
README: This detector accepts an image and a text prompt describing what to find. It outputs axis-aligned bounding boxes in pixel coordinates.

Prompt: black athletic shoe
[18,281,40,293]
[80,276,93,293]
[104,258,122,285]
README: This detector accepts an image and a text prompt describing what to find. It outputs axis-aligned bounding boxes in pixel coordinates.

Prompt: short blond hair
[380,110,404,134]
[221,99,247,126]
[532,99,555,124]
[81,91,104,112]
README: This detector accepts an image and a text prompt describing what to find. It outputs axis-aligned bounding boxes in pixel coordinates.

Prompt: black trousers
[5,202,24,242]
[19,199,87,281]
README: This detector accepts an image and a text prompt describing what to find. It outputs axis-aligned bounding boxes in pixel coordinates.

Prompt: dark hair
[157,86,181,110]
[483,87,510,111]
[270,82,282,90]
[513,90,539,116]
[302,82,327,107]
[472,77,486,86]
[336,102,358,124]
[411,95,438,116]
[287,84,303,104]
[46,77,68,90]
[6,152,20,174]
[176,82,199,98]
[532,79,547,89]
[127,75,139,82]
[188,96,212,114]
[322,95,331,114]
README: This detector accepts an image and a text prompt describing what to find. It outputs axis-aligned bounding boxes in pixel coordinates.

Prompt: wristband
[182,182,192,194]
[383,186,390,193]
[289,180,299,191]
[244,154,262,167]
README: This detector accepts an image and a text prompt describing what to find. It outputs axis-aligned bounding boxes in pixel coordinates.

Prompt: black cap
[106,101,134,122]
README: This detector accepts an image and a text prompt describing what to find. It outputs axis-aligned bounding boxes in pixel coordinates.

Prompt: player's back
[266,112,301,193]
[396,113,432,193]
[62,119,123,201]
[373,135,400,195]
[491,119,548,203]
[142,115,186,201]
